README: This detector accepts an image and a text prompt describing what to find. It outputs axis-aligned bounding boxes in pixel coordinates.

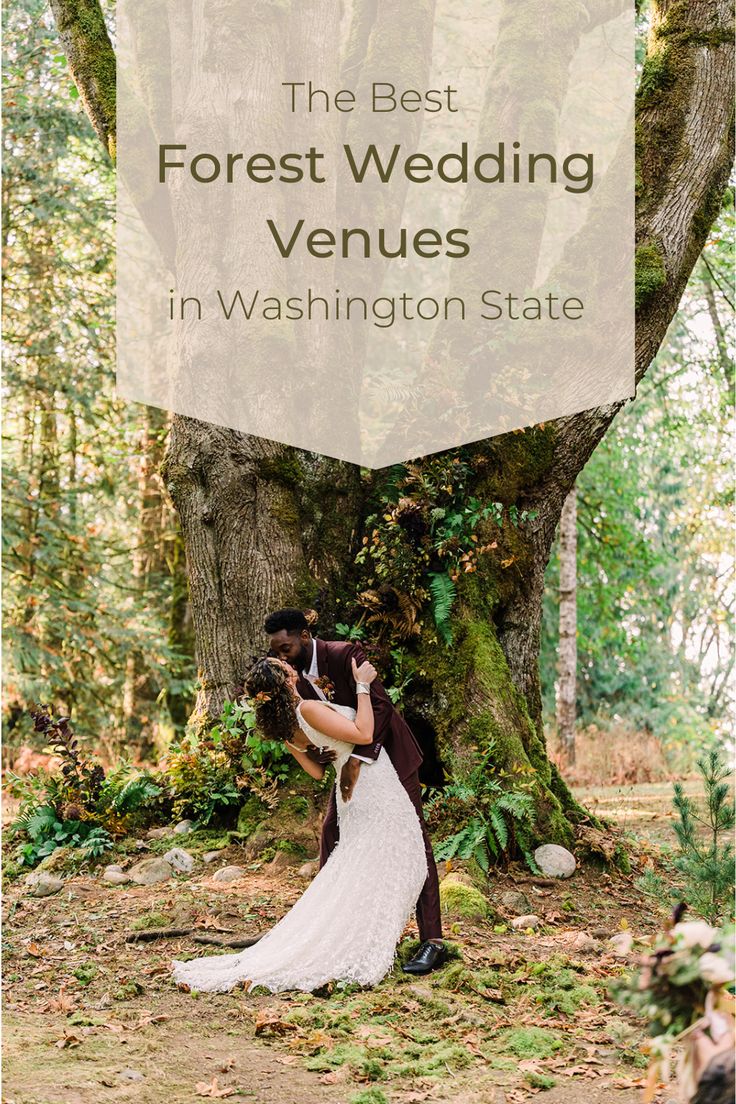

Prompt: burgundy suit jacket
[296,638,423,782]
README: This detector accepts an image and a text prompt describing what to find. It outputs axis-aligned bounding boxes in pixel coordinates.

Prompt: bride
[171,656,428,993]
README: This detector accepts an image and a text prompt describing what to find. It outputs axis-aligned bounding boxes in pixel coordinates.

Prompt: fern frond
[488,806,509,850]
[428,572,456,644]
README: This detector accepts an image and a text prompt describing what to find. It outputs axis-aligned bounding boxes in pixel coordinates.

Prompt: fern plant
[4,708,165,867]
[671,749,735,923]
[427,743,538,869]
[9,804,113,867]
[428,572,456,644]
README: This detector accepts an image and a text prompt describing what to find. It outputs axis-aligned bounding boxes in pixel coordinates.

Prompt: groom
[265,608,447,976]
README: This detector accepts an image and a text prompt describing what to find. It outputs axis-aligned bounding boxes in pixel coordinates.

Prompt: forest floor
[2,781,694,1104]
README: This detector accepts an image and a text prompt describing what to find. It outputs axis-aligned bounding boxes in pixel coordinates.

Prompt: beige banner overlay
[117,0,634,467]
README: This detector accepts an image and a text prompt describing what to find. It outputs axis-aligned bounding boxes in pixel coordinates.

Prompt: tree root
[124,928,265,947]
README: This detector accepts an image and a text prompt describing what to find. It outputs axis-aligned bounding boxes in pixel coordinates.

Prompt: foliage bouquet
[614,912,735,1103]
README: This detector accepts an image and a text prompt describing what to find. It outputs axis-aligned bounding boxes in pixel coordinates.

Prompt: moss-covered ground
[2,786,683,1103]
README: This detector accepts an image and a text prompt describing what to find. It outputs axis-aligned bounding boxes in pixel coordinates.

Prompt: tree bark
[122,405,172,756]
[556,487,577,766]
[47,0,116,162]
[49,0,735,847]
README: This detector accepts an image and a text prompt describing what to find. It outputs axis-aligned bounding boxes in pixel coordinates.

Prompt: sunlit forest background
[3,0,734,779]
[2,4,734,1101]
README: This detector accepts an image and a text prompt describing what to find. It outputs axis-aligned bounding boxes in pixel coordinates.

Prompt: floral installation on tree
[352,453,534,646]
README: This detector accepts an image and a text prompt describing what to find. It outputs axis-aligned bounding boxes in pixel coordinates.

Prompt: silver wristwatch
[355,682,371,696]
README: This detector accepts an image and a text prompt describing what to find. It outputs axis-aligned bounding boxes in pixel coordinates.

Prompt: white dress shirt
[302,640,372,764]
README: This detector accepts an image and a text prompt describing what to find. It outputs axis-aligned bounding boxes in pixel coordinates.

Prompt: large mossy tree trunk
[51,0,734,847]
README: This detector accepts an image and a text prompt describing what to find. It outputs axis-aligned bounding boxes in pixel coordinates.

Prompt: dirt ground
[2,783,690,1104]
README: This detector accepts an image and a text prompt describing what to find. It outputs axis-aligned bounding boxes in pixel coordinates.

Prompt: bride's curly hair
[244,658,298,743]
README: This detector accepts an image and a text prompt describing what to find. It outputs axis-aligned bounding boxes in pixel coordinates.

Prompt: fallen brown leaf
[253,1014,297,1037]
[54,1032,82,1049]
[41,988,76,1015]
[132,1013,169,1030]
[194,1076,236,1098]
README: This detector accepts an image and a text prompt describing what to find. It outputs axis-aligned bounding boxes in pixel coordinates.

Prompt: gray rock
[243,825,276,859]
[105,864,124,874]
[608,931,634,958]
[120,1069,144,1082]
[297,860,319,880]
[163,847,194,874]
[127,857,173,885]
[102,870,131,885]
[25,871,65,898]
[212,865,246,883]
[202,850,225,864]
[267,850,300,871]
[533,843,577,879]
[500,890,532,914]
[36,847,74,874]
[173,819,194,835]
[569,931,597,953]
[146,827,169,840]
[511,913,540,930]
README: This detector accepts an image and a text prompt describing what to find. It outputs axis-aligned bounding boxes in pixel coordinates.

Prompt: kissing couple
[172,608,447,994]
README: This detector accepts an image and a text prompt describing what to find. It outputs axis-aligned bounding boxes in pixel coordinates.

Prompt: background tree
[541,197,734,768]
[40,0,735,846]
[2,0,196,758]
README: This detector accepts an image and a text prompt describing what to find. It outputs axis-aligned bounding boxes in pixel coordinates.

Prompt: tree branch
[48,0,116,162]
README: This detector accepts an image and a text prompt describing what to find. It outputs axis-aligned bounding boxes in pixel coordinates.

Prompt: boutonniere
[314,675,335,701]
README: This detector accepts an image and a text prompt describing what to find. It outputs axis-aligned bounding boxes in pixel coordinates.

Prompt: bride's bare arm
[299,659,377,745]
[299,697,373,745]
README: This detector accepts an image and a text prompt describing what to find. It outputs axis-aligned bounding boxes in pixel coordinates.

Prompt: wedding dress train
[171,703,428,993]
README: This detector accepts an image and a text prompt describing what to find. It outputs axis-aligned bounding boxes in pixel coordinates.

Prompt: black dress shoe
[402,941,448,975]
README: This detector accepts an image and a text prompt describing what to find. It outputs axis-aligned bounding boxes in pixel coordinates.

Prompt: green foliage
[2,0,195,756]
[72,963,98,986]
[4,708,161,867]
[427,572,456,644]
[9,804,113,868]
[541,206,734,764]
[385,648,414,706]
[162,734,241,827]
[671,750,735,923]
[132,912,170,931]
[427,742,537,869]
[335,623,366,642]
[635,242,668,308]
[439,878,488,918]
[518,957,600,1016]
[353,455,533,646]
[162,698,295,825]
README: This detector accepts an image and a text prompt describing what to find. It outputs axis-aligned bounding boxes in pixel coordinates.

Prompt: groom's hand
[339,758,361,802]
[304,743,336,766]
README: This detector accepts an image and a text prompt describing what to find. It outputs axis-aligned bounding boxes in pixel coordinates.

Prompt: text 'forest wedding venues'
[117,0,635,467]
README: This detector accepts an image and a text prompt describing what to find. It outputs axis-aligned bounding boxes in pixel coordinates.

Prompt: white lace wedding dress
[171,702,428,993]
